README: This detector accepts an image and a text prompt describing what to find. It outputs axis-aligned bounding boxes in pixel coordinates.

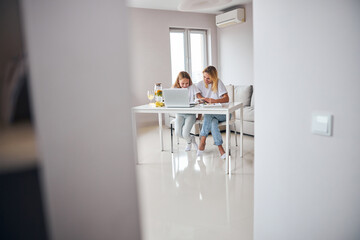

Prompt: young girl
[196,66,229,159]
[173,71,200,151]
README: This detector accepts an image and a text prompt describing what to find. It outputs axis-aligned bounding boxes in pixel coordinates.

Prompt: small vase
[154,83,163,103]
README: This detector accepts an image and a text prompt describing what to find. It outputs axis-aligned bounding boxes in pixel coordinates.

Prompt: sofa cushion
[235,106,254,122]
[235,106,255,122]
[243,106,254,122]
[234,85,252,107]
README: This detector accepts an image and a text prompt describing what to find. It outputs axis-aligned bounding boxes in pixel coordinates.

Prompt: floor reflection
[136,125,254,240]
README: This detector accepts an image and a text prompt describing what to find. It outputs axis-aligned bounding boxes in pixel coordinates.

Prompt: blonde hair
[172,71,193,88]
[203,66,218,93]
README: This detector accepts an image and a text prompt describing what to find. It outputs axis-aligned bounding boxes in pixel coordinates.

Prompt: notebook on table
[163,88,194,108]
[200,103,223,108]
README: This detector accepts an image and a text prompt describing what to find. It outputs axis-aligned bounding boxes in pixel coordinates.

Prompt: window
[169,28,208,84]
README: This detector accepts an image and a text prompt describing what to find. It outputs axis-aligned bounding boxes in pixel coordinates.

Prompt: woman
[196,66,229,159]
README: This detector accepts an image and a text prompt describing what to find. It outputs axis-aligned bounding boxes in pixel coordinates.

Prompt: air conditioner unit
[216,8,245,28]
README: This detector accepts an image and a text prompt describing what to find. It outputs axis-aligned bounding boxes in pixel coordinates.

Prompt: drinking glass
[147,90,154,105]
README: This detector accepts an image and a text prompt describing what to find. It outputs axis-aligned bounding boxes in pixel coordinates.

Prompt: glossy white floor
[136,125,254,240]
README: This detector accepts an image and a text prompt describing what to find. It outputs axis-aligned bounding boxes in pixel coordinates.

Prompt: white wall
[129,8,218,125]
[253,0,360,239]
[217,4,253,85]
[21,0,141,239]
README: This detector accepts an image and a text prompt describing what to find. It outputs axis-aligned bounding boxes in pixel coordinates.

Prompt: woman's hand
[217,93,229,103]
[203,98,216,103]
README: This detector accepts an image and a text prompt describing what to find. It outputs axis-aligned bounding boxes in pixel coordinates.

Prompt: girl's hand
[197,99,205,104]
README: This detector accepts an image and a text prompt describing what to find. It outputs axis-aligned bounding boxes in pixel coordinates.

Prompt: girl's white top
[196,79,227,99]
[186,84,200,103]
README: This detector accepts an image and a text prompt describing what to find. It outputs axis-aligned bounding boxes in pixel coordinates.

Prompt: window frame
[169,28,208,83]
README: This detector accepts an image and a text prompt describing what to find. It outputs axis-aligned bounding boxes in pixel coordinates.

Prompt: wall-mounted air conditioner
[216,8,245,28]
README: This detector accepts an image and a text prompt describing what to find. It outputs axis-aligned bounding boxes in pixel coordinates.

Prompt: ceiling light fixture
[178,0,232,11]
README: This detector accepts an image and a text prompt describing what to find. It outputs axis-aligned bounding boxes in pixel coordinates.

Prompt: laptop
[163,88,194,108]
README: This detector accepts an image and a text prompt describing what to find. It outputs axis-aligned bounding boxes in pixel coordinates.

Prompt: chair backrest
[225,84,234,103]
[225,84,235,120]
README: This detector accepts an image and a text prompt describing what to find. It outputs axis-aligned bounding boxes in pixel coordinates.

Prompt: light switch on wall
[312,112,333,136]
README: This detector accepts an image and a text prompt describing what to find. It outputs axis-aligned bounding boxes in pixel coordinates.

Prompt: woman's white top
[196,79,227,99]
[186,84,200,103]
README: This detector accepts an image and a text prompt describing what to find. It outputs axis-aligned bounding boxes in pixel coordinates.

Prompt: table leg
[170,122,173,153]
[240,106,243,157]
[158,113,164,151]
[225,112,230,174]
[131,109,139,164]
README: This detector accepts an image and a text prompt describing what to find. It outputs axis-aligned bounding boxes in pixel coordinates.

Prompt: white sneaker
[220,153,226,159]
[185,143,192,151]
[197,150,204,156]
[191,136,198,149]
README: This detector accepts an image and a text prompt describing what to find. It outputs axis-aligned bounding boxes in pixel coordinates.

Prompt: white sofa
[229,85,254,136]
[164,84,254,136]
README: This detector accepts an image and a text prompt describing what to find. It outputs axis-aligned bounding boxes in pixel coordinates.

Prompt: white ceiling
[127,0,251,14]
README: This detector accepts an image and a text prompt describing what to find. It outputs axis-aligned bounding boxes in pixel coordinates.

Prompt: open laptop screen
[163,88,192,108]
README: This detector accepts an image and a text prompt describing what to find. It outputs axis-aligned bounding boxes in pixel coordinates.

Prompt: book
[200,103,222,108]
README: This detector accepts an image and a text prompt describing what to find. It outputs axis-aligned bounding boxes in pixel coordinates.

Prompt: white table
[132,102,243,174]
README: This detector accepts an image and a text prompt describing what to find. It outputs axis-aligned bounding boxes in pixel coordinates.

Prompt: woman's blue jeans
[200,114,230,146]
